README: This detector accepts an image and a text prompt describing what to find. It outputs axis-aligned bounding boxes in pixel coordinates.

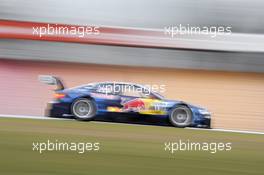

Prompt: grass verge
[0,117,263,175]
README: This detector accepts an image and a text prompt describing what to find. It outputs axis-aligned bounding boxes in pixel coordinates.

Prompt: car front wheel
[169,105,192,127]
[71,98,97,121]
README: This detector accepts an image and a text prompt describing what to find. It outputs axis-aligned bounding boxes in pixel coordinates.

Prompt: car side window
[121,85,149,98]
[96,83,114,94]
[95,83,122,95]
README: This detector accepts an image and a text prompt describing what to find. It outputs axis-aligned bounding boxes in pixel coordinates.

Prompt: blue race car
[39,75,211,128]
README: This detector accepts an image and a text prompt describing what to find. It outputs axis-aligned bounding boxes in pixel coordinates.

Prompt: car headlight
[198,109,211,116]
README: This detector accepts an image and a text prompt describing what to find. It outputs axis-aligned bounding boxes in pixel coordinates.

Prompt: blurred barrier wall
[1,39,264,73]
[0,59,264,132]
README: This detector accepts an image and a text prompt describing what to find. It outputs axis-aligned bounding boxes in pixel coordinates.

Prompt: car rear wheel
[169,105,192,127]
[72,98,97,121]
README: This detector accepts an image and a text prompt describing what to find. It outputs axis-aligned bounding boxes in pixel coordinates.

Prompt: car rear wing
[38,75,65,90]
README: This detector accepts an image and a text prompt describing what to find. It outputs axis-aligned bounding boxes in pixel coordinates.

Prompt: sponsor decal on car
[90,93,119,100]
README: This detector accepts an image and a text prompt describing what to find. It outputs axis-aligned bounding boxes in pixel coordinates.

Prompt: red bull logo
[122,98,145,112]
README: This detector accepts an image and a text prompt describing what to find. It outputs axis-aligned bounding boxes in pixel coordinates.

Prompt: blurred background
[0,0,264,132]
[1,0,264,33]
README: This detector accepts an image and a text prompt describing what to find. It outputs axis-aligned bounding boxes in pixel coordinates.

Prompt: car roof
[96,81,144,86]
[70,81,146,90]
[69,81,165,99]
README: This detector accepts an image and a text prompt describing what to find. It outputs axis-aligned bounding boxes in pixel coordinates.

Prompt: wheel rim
[73,100,94,119]
[171,107,190,125]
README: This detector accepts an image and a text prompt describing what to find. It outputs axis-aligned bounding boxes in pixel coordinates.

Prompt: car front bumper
[193,113,211,128]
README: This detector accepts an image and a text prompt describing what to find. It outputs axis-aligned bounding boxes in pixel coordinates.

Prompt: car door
[91,83,122,111]
[119,84,150,113]
[119,84,167,115]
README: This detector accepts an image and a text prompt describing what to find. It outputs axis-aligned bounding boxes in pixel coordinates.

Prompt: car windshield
[152,91,165,99]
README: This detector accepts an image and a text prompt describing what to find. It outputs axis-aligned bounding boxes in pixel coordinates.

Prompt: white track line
[0,114,263,135]
[0,114,67,120]
[186,127,264,135]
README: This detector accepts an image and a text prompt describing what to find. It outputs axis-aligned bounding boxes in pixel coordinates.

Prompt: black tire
[71,98,97,121]
[169,105,192,127]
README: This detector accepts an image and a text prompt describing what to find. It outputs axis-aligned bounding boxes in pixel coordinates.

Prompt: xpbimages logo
[164,24,232,38]
[32,24,100,37]
[32,140,100,154]
[164,140,232,154]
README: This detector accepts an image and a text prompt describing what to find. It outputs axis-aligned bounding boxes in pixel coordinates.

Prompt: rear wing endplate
[38,75,65,90]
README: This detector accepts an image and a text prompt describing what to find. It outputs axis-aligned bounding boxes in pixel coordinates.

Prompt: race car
[39,75,211,128]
